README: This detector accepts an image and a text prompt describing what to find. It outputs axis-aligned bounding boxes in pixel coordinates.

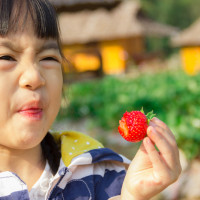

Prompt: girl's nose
[19,64,45,90]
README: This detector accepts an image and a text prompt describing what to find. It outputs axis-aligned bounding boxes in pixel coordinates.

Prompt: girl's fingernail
[148,126,154,133]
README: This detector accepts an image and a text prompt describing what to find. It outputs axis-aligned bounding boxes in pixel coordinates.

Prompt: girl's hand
[121,117,182,200]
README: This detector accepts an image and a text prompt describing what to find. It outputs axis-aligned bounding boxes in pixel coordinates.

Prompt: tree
[140,0,200,29]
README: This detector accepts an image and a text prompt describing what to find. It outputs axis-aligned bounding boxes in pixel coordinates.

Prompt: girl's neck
[0,144,46,190]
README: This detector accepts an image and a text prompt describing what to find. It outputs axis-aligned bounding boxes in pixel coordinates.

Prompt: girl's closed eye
[42,57,59,62]
[0,55,16,61]
[40,56,61,65]
[40,56,62,68]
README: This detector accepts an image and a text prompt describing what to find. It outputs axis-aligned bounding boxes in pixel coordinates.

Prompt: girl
[0,0,181,199]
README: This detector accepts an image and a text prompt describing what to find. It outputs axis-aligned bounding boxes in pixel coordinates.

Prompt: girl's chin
[13,131,46,149]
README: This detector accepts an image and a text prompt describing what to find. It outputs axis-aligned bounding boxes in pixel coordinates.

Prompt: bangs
[0,0,59,39]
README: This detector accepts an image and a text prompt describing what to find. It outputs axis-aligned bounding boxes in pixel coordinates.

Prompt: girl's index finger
[147,126,179,170]
[149,117,176,142]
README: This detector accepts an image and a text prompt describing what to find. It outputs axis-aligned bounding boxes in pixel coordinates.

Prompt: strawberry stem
[146,110,156,124]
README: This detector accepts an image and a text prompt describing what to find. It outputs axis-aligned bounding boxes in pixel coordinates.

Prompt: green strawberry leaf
[146,110,156,124]
[140,107,145,114]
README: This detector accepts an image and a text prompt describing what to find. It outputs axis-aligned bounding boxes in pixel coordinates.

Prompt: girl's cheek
[0,61,16,70]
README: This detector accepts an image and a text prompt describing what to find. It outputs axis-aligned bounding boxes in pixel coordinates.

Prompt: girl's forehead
[2,14,36,39]
[0,33,59,53]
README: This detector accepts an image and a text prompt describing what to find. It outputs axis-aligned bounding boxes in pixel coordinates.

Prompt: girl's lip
[18,108,43,113]
[17,99,45,120]
[18,100,44,111]
[18,108,43,120]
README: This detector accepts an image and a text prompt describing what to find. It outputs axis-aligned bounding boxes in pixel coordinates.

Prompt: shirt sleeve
[94,161,126,200]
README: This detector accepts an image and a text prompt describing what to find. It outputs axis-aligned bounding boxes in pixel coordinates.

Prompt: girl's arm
[109,196,121,200]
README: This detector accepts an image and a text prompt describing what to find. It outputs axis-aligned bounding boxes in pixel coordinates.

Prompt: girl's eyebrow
[39,41,60,52]
[0,40,60,53]
[0,41,19,52]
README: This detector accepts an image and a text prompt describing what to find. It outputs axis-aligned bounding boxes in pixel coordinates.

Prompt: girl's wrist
[121,185,148,200]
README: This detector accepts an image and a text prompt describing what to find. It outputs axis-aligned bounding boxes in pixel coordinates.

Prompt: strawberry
[118,109,155,142]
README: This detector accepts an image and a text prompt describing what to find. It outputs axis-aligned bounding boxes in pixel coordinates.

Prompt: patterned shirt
[0,131,130,200]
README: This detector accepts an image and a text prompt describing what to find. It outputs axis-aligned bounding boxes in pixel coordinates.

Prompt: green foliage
[140,0,200,29]
[140,0,200,55]
[58,70,200,160]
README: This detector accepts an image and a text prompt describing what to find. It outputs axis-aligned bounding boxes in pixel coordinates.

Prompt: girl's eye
[0,55,15,61]
[42,57,59,62]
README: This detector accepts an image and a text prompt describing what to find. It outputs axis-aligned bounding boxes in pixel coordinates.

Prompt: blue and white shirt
[0,131,130,200]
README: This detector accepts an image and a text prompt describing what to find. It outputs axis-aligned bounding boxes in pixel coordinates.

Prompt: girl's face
[0,26,63,150]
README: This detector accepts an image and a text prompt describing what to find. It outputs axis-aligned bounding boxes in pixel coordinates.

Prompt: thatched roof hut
[171,18,200,47]
[170,18,200,75]
[58,0,178,45]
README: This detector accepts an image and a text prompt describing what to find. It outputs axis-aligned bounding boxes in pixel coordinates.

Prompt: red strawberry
[118,109,155,142]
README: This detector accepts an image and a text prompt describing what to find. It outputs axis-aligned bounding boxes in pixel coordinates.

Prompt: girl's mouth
[18,108,43,121]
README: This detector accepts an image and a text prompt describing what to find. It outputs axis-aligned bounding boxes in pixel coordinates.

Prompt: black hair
[41,132,61,175]
[0,0,59,39]
[0,0,62,174]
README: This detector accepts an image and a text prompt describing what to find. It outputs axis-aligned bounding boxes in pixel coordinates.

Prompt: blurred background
[50,0,200,199]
